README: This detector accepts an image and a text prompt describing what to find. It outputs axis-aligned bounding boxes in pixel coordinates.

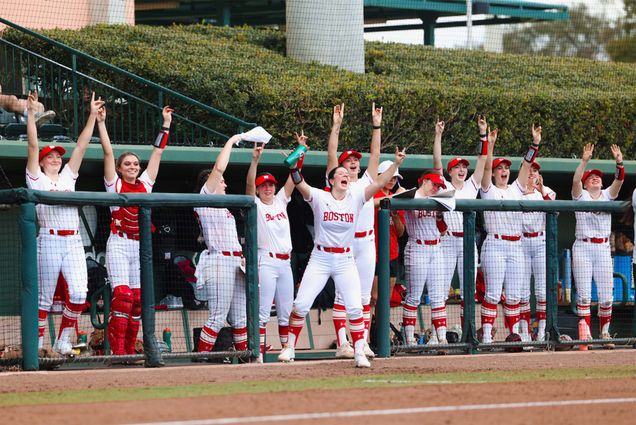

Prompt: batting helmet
[446,331,460,344]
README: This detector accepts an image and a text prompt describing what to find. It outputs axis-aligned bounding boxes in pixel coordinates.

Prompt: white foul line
[127,397,636,425]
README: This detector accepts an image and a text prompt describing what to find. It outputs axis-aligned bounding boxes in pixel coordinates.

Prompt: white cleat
[600,332,615,350]
[335,341,355,359]
[278,346,295,362]
[405,338,417,347]
[53,339,74,356]
[354,352,371,368]
[481,333,493,345]
[363,342,376,359]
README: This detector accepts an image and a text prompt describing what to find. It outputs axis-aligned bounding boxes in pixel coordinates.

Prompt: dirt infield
[1,350,635,425]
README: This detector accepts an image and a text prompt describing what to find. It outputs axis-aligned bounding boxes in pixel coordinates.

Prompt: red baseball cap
[492,157,512,169]
[38,145,66,162]
[447,157,470,173]
[255,173,278,187]
[418,173,447,189]
[582,169,603,183]
[530,161,541,170]
[338,150,362,164]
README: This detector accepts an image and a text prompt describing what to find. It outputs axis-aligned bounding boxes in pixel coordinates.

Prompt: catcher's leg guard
[108,285,133,355]
[124,288,142,355]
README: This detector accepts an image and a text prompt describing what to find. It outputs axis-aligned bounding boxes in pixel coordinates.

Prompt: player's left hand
[26,90,39,114]
[372,102,383,127]
[488,127,499,145]
[252,144,263,161]
[394,146,406,166]
[96,103,106,123]
[532,124,542,145]
[611,144,623,163]
[162,105,174,127]
[435,119,445,136]
[295,130,309,149]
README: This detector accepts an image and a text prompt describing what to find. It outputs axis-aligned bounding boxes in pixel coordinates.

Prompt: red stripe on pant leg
[480,300,498,326]
[349,317,365,345]
[288,311,305,346]
[233,327,248,352]
[38,309,48,338]
[198,326,218,352]
[278,325,289,346]
[332,303,347,345]
[363,304,371,331]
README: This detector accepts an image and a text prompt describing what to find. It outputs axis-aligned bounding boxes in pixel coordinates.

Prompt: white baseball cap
[378,160,403,179]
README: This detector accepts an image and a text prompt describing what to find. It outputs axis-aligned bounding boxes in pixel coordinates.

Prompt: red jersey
[373,190,404,261]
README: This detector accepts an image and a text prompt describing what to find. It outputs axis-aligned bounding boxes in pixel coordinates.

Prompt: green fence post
[139,207,164,367]
[461,211,478,353]
[545,212,561,341]
[20,202,39,371]
[376,199,391,358]
[244,202,259,359]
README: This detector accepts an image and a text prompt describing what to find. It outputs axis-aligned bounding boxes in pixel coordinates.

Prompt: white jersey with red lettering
[572,188,615,307]
[309,185,366,248]
[480,180,524,236]
[404,191,442,241]
[26,165,79,230]
[255,189,292,254]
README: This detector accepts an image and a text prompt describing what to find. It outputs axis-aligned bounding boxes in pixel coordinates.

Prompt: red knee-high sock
[124,288,141,355]
[598,304,612,334]
[480,300,498,327]
[431,306,447,331]
[332,303,347,345]
[278,325,289,347]
[363,304,372,331]
[349,316,365,350]
[288,311,305,348]
[503,302,520,334]
[233,327,248,352]
[108,286,133,356]
[577,303,591,328]
[536,300,547,322]
[38,309,48,341]
[198,325,218,352]
[402,304,418,341]
[259,327,266,355]
[519,302,531,333]
[58,302,84,340]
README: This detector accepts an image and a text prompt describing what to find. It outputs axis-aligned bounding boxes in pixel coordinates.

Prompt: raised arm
[481,127,498,191]
[246,144,263,196]
[326,103,344,175]
[96,103,116,182]
[364,148,406,201]
[283,131,309,198]
[205,134,242,193]
[517,124,542,191]
[367,102,382,177]
[472,115,489,184]
[572,143,593,199]
[432,119,445,175]
[608,144,625,199]
[26,91,41,176]
[145,106,173,181]
[67,92,104,174]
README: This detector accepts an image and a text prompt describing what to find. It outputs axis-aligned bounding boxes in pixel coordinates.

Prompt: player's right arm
[246,144,263,196]
[26,91,40,176]
[283,131,309,198]
[326,103,344,175]
[432,119,445,175]
[364,148,407,201]
[516,124,542,192]
[97,104,117,183]
[480,126,497,191]
[472,115,489,184]
[67,92,104,175]
[205,134,242,193]
[572,143,593,199]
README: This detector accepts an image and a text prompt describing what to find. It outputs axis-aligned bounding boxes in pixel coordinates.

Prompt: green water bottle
[163,328,172,352]
[283,144,307,168]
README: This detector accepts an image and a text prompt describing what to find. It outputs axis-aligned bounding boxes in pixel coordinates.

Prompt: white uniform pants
[572,240,613,304]
[258,251,294,328]
[37,233,87,309]
[404,240,446,309]
[522,236,546,303]
[334,235,375,306]
[481,235,525,305]
[441,235,477,299]
[294,248,363,320]
[106,233,140,289]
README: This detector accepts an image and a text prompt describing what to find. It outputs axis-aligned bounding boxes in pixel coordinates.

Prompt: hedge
[3,24,636,159]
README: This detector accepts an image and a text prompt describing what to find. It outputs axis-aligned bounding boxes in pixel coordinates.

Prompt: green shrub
[3,24,636,158]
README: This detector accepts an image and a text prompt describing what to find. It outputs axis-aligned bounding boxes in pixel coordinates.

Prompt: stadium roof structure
[136,0,569,45]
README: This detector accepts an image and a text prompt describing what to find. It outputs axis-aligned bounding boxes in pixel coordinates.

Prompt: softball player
[326,103,381,358]
[402,171,448,346]
[479,125,541,343]
[26,91,103,355]
[279,143,406,368]
[432,116,489,329]
[194,134,249,356]
[571,143,624,345]
[246,137,306,362]
[99,105,172,356]
[521,162,556,342]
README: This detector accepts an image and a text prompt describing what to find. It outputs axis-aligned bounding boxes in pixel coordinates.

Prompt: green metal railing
[0,188,259,370]
[0,17,256,145]
[376,198,636,357]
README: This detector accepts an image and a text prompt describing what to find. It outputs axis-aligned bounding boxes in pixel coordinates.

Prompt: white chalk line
[126,397,636,425]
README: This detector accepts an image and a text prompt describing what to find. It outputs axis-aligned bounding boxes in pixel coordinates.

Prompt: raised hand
[488,127,499,145]
[478,115,487,135]
[372,102,382,127]
[162,105,174,127]
[611,144,623,163]
[90,93,105,116]
[26,91,39,114]
[295,129,309,149]
[532,124,542,145]
[582,143,594,162]
[394,146,406,166]
[96,103,106,123]
[435,119,445,136]
[252,144,263,161]
[333,103,344,128]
